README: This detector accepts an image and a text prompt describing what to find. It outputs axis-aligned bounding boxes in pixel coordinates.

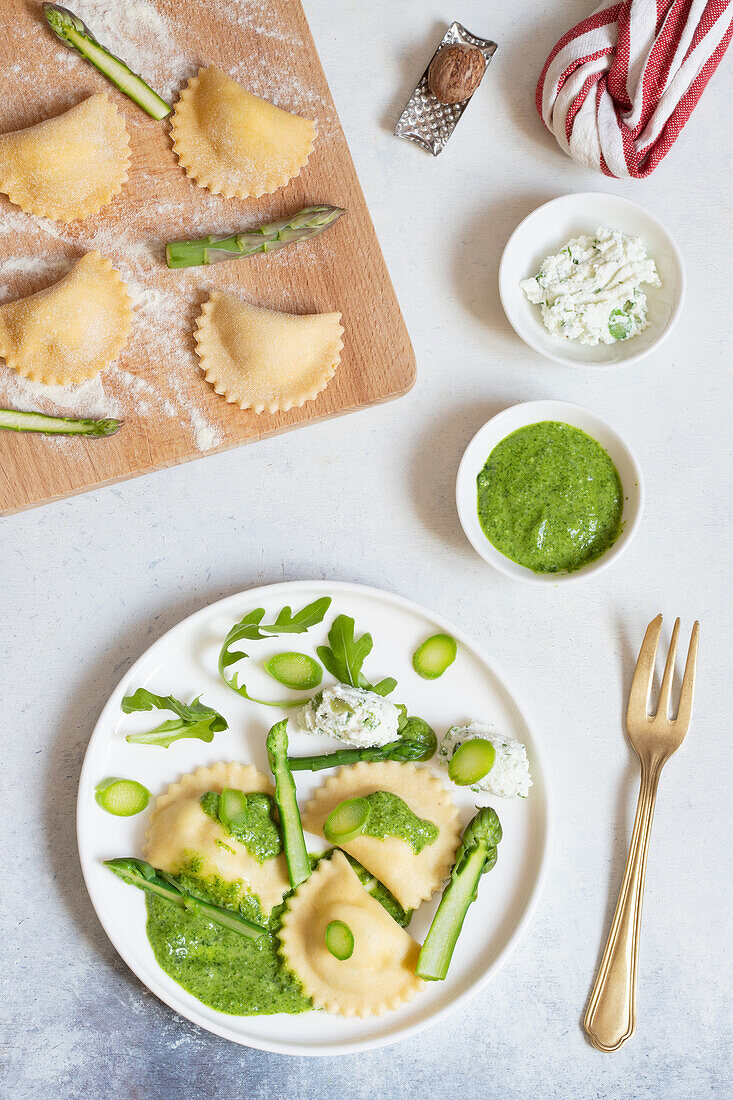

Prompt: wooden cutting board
[0,0,415,515]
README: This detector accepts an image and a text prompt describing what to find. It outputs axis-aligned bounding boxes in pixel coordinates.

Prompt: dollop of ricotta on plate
[297,684,400,747]
[519,227,661,346]
[438,722,532,800]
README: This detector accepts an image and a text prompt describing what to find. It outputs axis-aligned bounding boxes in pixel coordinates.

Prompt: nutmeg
[427,44,486,104]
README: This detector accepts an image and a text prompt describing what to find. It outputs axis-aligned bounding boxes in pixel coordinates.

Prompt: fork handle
[583,756,664,1051]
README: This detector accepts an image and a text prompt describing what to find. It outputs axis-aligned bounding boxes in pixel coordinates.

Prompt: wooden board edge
[0,363,416,517]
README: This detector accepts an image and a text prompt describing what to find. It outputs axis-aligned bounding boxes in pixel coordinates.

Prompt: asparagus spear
[42,4,171,120]
[165,206,346,269]
[266,720,311,888]
[105,858,270,940]
[289,716,437,772]
[0,408,122,437]
[416,807,502,981]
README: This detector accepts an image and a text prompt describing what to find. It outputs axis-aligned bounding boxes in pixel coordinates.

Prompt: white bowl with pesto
[456,400,644,584]
[499,193,685,368]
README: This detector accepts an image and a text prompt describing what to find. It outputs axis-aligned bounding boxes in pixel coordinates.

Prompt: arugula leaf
[316,615,371,686]
[122,688,227,748]
[218,608,266,678]
[219,598,331,669]
[372,677,398,697]
[316,614,397,695]
[218,597,331,705]
[269,600,333,633]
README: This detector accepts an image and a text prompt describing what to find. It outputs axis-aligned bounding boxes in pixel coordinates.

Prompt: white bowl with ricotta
[499,193,685,368]
[456,400,644,584]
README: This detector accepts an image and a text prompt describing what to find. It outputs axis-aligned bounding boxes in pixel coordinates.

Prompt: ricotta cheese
[520,227,661,346]
[297,684,400,748]
[438,722,532,800]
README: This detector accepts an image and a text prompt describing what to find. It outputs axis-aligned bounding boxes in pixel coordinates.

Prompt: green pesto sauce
[144,855,410,1018]
[477,421,624,574]
[200,790,282,864]
[362,791,438,853]
[145,871,311,1017]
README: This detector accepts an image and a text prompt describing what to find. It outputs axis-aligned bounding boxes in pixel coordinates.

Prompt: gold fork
[583,614,700,1052]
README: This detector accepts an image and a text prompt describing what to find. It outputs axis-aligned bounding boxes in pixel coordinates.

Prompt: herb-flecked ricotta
[297,684,400,747]
[520,227,661,346]
[439,722,533,800]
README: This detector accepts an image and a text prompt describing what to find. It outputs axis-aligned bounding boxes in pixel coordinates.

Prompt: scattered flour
[0,255,71,299]
[0,369,114,419]
[65,0,187,87]
[187,408,223,452]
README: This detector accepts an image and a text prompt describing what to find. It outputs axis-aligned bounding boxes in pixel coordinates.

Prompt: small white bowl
[456,400,644,584]
[499,192,685,368]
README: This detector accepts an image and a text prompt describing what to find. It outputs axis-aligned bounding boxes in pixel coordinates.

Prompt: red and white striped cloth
[536,0,733,177]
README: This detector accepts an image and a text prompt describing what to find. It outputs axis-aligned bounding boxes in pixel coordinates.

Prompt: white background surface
[1,1,731,1097]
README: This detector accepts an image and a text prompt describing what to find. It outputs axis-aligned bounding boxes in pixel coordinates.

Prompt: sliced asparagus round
[264,652,323,690]
[165,206,346,269]
[325,920,354,960]
[412,634,458,679]
[0,408,122,437]
[324,797,370,844]
[448,737,496,785]
[95,777,150,816]
[43,4,171,120]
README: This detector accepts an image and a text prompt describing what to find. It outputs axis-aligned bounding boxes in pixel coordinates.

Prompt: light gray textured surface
[1,1,732,1096]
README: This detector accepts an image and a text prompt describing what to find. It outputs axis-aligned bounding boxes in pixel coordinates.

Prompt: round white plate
[499,192,686,368]
[456,401,645,585]
[78,580,551,1056]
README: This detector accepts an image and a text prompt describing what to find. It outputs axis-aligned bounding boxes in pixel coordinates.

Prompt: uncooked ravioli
[0,94,130,222]
[170,66,315,199]
[195,291,343,414]
[302,761,461,910]
[278,851,424,1017]
[143,762,290,917]
[0,252,132,385]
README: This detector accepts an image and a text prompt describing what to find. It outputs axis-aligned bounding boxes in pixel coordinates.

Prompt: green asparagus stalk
[0,408,122,437]
[416,807,502,981]
[105,858,270,939]
[165,206,346,269]
[289,716,437,773]
[266,720,311,888]
[42,4,171,120]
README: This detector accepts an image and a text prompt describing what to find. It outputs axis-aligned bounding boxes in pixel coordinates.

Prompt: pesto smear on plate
[145,870,311,1016]
[476,421,623,574]
[144,856,410,1016]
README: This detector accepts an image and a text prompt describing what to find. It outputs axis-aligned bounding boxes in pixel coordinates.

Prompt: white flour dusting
[0,255,70,299]
[67,1,187,87]
[0,0,335,462]
[0,369,114,418]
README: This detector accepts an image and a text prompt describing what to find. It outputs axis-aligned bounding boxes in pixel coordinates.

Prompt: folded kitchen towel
[536,0,733,177]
